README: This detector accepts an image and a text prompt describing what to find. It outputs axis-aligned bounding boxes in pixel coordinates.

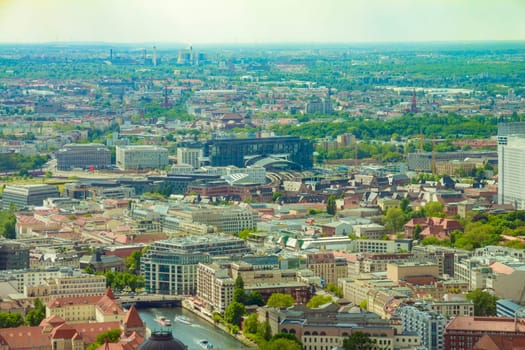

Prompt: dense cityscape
[1,2,525,350]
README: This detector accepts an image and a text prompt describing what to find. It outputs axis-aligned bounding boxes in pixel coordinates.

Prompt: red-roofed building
[46,288,126,323]
[444,317,525,350]
[404,217,463,240]
[0,306,144,350]
[471,334,525,350]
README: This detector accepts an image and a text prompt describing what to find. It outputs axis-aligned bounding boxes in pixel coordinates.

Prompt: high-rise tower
[152,46,157,66]
[410,89,418,113]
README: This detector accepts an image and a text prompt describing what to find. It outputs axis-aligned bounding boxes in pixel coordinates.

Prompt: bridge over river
[117,294,184,309]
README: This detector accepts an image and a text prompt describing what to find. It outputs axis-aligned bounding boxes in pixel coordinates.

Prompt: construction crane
[407,134,444,174]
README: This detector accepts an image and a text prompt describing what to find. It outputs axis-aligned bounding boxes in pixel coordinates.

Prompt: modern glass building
[142,248,210,295]
[204,136,313,170]
[141,235,250,295]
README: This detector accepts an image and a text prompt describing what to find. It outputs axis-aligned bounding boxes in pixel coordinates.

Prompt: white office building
[177,147,203,169]
[116,145,168,171]
[498,135,525,209]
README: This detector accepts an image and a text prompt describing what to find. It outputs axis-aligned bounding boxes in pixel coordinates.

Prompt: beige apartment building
[197,261,319,312]
[197,263,235,314]
[173,206,258,234]
[260,304,422,350]
[46,289,125,324]
[25,275,107,301]
[386,262,439,282]
[306,252,348,286]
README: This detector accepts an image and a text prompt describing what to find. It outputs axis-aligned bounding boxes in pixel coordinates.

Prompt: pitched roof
[123,305,144,328]
[40,314,66,328]
[472,334,525,350]
[446,316,525,333]
[47,295,102,309]
[105,287,116,299]
[0,326,51,349]
[51,323,81,340]
[96,295,125,315]
[74,321,121,345]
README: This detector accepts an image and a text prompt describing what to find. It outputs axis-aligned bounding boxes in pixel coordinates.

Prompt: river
[138,307,248,350]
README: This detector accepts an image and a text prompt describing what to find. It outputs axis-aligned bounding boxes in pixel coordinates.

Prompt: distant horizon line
[1,39,525,48]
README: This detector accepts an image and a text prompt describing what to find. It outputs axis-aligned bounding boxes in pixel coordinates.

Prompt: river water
[138,307,248,350]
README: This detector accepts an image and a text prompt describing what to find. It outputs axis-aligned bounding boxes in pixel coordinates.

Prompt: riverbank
[138,307,247,350]
[182,299,258,349]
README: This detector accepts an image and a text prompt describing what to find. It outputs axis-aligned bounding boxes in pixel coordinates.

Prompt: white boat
[155,316,172,327]
[175,315,192,325]
[198,339,213,349]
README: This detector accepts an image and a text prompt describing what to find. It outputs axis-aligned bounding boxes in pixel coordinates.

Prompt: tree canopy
[25,298,45,326]
[467,289,498,316]
[343,331,375,350]
[224,301,246,326]
[0,209,16,239]
[266,293,295,308]
[306,295,333,309]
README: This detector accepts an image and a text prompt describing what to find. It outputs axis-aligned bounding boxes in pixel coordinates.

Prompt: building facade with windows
[196,263,235,314]
[204,136,313,170]
[2,184,60,209]
[142,248,210,295]
[177,147,202,169]
[56,143,111,170]
[172,207,259,234]
[116,145,168,170]
[0,240,29,270]
[396,304,447,350]
[498,135,525,209]
[141,235,249,295]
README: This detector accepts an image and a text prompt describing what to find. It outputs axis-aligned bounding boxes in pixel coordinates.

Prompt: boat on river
[155,316,172,327]
[175,315,192,325]
[198,339,213,349]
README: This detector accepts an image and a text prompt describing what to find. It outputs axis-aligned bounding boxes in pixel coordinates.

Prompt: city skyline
[1,0,524,44]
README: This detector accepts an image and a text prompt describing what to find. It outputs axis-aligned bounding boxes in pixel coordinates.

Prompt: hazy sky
[0,0,524,44]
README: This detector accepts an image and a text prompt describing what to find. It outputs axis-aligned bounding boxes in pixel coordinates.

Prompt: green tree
[270,333,302,347]
[343,331,375,350]
[382,207,406,233]
[0,209,16,239]
[85,329,122,350]
[83,265,95,275]
[266,293,295,308]
[224,301,246,326]
[125,250,142,273]
[96,329,121,343]
[0,312,24,328]
[242,313,259,335]
[400,197,411,213]
[326,283,343,298]
[306,295,332,309]
[233,287,246,304]
[423,201,445,218]
[272,192,283,202]
[25,298,45,326]
[467,289,498,316]
[235,275,244,290]
[237,228,258,240]
[413,224,423,240]
[327,195,337,216]
[261,338,302,350]
[257,320,272,341]
[103,271,144,292]
[246,291,265,306]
